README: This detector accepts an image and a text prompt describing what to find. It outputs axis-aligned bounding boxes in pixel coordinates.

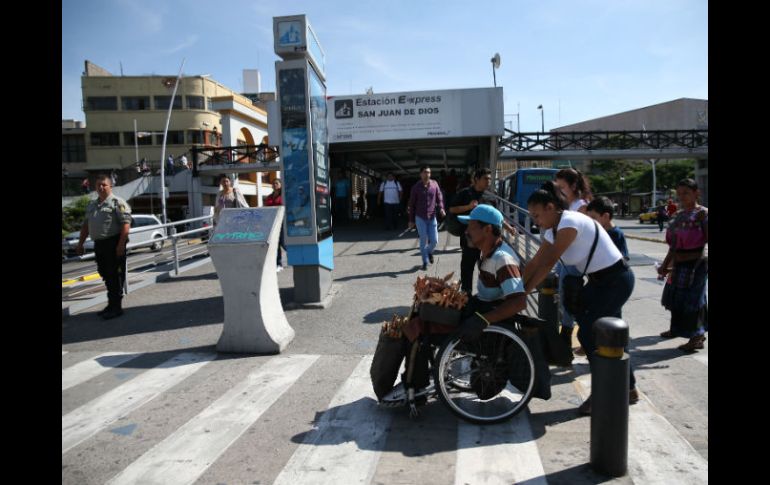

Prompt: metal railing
[62,214,214,289]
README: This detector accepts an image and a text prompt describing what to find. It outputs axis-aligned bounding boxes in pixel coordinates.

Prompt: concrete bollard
[590,317,630,477]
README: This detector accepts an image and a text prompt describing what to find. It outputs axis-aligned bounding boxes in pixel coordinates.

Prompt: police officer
[77,174,132,319]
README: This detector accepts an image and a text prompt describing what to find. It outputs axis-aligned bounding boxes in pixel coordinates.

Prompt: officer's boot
[559,325,574,349]
[102,298,124,320]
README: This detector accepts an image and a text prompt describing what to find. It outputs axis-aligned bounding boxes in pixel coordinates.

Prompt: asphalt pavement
[62,218,707,484]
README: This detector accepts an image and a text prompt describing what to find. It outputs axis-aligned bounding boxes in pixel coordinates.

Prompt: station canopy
[327,87,504,176]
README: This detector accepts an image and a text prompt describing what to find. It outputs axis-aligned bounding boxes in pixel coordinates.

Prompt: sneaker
[97,305,112,317]
[659,330,675,339]
[629,388,640,404]
[276,266,283,273]
[421,263,428,271]
[429,253,434,264]
[678,335,706,353]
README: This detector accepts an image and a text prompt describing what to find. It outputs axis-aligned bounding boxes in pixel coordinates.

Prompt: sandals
[659,330,675,339]
[678,335,706,353]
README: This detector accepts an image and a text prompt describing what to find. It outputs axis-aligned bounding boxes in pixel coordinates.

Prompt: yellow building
[80,60,274,214]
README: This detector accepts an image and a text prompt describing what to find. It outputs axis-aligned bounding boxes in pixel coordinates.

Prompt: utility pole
[160,58,186,225]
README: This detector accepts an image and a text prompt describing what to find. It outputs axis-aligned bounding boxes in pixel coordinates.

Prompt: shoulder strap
[581,221,600,276]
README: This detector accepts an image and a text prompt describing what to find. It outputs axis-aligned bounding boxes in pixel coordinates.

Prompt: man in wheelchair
[388,206,551,414]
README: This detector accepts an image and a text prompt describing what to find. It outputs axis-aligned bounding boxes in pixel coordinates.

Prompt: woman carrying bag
[522,181,638,415]
[213,174,249,225]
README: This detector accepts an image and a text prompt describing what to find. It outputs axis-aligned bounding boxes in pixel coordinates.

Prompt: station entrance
[325,87,504,228]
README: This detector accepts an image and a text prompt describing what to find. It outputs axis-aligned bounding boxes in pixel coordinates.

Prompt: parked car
[61,214,166,257]
[639,208,668,224]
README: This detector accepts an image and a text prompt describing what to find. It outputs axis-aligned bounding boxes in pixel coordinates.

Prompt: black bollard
[590,317,630,477]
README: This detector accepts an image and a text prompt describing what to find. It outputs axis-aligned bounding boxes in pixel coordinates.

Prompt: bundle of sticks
[382,314,410,338]
[413,272,469,310]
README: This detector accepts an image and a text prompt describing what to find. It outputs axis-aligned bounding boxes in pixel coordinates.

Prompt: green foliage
[585,159,695,195]
[62,196,91,237]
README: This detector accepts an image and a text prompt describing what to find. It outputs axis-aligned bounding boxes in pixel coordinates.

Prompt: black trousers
[459,234,481,294]
[95,235,127,307]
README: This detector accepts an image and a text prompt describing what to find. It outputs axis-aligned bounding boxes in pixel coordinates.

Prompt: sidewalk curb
[625,234,667,244]
[62,256,212,319]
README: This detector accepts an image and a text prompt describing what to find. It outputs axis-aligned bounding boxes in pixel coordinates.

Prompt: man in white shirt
[378,172,402,230]
[179,153,189,170]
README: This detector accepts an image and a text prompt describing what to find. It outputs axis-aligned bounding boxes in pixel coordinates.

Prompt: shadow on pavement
[62,297,225,345]
[334,266,423,282]
[517,463,619,484]
[362,306,412,324]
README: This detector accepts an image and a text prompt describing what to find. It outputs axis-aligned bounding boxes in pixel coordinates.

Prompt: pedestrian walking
[657,203,668,232]
[378,172,403,230]
[657,178,708,353]
[523,181,638,414]
[333,169,351,223]
[366,176,379,219]
[448,168,492,293]
[213,175,249,225]
[76,174,132,320]
[408,166,445,271]
[264,179,285,271]
[179,153,189,170]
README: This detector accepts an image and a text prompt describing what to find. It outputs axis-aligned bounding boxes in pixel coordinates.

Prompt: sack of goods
[414,272,468,326]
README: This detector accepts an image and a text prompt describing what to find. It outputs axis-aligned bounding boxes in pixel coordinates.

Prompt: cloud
[162,35,199,55]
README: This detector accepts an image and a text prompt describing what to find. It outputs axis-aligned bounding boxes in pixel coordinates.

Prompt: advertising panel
[327,87,504,143]
[279,67,313,238]
[308,64,331,240]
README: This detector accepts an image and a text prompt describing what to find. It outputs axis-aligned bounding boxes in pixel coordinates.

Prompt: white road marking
[692,354,708,366]
[273,355,390,485]
[455,412,547,485]
[575,374,708,484]
[106,354,320,485]
[62,352,216,454]
[62,352,140,391]
[62,351,68,355]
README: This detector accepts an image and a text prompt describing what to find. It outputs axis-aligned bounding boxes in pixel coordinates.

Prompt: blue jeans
[575,265,637,390]
[415,216,438,265]
[557,261,581,329]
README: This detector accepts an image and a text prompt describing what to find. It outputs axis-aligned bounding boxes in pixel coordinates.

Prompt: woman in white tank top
[523,181,638,415]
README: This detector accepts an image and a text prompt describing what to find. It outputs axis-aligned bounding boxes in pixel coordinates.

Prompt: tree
[62,196,91,238]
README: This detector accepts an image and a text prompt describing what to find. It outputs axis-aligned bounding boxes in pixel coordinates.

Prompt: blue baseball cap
[457,204,504,228]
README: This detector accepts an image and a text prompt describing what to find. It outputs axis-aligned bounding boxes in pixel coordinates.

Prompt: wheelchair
[380,315,540,425]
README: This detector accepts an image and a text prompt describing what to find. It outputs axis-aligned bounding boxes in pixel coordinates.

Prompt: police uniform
[85,194,132,314]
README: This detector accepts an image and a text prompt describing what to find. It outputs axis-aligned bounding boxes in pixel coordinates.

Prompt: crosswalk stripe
[62,352,216,454]
[62,351,68,355]
[693,354,708,366]
[273,355,390,485]
[455,413,547,485]
[105,354,320,485]
[575,374,708,484]
[62,352,140,391]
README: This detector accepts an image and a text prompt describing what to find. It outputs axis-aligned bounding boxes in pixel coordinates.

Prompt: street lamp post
[159,58,187,225]
[537,104,544,133]
[620,175,625,216]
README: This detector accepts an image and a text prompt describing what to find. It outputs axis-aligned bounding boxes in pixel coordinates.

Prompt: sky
[62,0,707,132]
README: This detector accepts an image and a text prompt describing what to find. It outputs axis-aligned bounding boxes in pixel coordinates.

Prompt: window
[187,130,204,144]
[186,96,205,109]
[156,131,184,145]
[90,132,120,146]
[62,135,86,163]
[154,96,183,110]
[124,132,153,146]
[85,97,118,111]
[121,96,151,110]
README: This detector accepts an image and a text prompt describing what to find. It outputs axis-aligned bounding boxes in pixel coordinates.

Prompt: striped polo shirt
[476,241,525,302]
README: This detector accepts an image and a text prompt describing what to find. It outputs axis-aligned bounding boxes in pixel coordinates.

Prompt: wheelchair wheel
[433,325,535,424]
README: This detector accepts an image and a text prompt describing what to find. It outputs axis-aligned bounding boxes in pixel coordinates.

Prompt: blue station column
[272,15,333,303]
